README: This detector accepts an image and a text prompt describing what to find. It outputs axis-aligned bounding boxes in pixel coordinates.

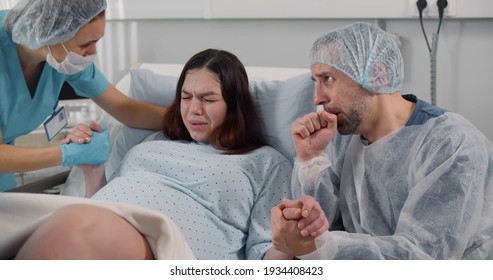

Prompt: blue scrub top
[0,10,110,191]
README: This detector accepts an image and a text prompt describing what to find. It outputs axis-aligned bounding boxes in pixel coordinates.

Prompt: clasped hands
[271,195,329,258]
[59,121,110,167]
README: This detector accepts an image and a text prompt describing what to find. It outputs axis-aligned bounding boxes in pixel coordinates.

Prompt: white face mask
[46,44,96,75]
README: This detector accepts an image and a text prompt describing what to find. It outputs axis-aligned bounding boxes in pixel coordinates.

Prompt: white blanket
[0,192,195,259]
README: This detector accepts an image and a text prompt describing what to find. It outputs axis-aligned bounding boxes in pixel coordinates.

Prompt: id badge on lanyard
[43,106,68,141]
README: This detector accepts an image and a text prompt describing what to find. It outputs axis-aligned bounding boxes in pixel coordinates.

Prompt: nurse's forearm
[93,84,166,130]
[0,144,62,173]
[124,101,166,129]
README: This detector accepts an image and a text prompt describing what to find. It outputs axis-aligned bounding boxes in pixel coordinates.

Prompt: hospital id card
[43,106,68,141]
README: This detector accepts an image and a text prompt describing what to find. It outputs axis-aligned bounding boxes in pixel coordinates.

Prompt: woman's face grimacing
[180,68,227,143]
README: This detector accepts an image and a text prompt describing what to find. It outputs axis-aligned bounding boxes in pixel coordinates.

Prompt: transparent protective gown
[293,112,493,259]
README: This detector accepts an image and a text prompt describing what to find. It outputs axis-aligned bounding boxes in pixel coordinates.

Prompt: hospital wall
[97,18,493,142]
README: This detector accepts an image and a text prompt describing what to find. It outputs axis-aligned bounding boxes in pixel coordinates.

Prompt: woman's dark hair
[162,48,267,154]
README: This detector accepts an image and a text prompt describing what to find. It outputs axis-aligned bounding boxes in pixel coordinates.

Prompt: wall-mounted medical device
[416,0,448,106]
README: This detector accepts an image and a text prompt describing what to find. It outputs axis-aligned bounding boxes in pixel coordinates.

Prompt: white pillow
[250,73,316,161]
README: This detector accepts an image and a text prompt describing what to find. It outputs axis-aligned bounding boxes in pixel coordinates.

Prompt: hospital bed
[10,63,315,196]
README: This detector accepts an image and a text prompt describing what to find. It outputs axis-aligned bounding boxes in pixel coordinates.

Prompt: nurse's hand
[60,126,110,167]
[280,196,329,238]
[60,121,102,144]
[291,111,337,162]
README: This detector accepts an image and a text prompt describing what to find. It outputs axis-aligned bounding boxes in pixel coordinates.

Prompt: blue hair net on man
[310,22,404,94]
[4,0,107,50]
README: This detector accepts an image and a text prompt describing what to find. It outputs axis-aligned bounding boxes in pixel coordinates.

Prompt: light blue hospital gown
[0,10,109,191]
[293,95,493,259]
[92,132,292,259]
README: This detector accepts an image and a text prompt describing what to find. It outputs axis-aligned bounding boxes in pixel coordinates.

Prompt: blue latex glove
[60,128,110,167]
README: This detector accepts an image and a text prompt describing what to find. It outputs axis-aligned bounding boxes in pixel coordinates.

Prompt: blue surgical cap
[4,0,107,50]
[310,22,404,94]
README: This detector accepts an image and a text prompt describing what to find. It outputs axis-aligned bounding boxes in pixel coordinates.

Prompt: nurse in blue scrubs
[0,0,166,191]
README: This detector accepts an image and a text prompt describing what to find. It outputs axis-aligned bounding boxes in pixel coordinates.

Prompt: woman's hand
[60,120,103,145]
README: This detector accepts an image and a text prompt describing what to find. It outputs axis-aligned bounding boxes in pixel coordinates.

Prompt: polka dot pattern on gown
[93,138,292,259]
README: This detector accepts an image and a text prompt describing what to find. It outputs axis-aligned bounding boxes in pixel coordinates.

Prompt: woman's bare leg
[15,204,154,260]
